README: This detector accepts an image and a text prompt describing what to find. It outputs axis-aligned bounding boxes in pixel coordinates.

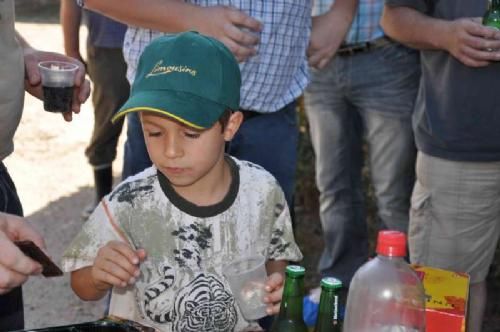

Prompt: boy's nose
[164,136,183,158]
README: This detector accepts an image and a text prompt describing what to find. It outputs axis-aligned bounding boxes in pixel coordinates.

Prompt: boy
[62,31,302,332]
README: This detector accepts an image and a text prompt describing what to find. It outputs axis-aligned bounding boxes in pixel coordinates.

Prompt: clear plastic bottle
[343,230,426,332]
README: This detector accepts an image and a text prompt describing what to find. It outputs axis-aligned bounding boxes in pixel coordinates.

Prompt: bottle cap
[286,265,306,277]
[321,277,342,290]
[376,230,407,257]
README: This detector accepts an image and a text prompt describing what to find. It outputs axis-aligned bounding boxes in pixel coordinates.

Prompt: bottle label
[334,295,338,321]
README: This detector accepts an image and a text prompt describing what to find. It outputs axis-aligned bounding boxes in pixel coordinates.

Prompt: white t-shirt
[63,157,302,332]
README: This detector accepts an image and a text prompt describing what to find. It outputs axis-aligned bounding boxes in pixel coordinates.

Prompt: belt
[240,109,263,121]
[337,36,393,56]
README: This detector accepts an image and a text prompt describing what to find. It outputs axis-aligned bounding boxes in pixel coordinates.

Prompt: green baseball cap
[112,31,241,129]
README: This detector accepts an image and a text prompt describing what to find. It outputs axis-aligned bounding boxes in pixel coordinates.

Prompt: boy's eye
[184,131,201,139]
[147,131,162,137]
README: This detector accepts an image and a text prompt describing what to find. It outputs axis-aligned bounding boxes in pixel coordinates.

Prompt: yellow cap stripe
[111,107,205,130]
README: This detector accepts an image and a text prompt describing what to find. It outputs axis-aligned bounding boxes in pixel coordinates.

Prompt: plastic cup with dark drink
[38,61,78,113]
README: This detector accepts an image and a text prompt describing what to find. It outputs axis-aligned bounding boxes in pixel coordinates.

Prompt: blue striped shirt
[312,0,384,44]
[123,0,311,112]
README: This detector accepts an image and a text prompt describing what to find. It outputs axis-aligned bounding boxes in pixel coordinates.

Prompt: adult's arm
[83,0,262,62]
[60,0,84,63]
[0,212,44,294]
[308,0,359,69]
[381,4,500,67]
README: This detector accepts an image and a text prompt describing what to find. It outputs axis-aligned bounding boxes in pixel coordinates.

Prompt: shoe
[81,166,113,221]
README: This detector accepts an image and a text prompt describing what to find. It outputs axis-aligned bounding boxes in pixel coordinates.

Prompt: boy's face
[140,111,242,191]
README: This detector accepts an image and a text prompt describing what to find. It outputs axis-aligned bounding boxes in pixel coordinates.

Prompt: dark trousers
[85,45,128,167]
[0,162,24,331]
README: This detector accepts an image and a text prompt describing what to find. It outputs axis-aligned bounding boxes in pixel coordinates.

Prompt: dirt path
[5,21,124,329]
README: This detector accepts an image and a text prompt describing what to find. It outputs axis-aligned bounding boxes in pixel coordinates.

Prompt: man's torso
[0,0,24,161]
[410,0,500,161]
[84,10,127,49]
[313,0,385,43]
[123,0,311,112]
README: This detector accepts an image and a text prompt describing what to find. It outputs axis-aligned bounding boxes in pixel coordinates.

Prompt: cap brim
[112,90,227,129]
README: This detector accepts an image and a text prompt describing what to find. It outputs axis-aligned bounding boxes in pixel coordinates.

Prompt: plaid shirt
[313,0,384,43]
[123,0,311,112]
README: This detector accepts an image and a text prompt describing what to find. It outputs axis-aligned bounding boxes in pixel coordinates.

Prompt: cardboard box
[413,265,469,332]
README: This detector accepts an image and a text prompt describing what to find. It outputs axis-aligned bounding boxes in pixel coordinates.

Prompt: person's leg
[227,102,298,210]
[303,60,367,287]
[468,281,487,332]
[0,162,24,331]
[354,42,420,233]
[85,45,129,204]
[409,152,500,332]
[122,112,152,180]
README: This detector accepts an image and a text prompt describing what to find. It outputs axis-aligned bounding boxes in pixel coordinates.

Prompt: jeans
[0,162,24,331]
[228,102,298,208]
[304,42,420,286]
[122,103,298,209]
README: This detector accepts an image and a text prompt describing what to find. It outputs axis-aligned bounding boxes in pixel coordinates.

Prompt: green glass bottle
[313,277,343,332]
[483,0,500,29]
[271,265,308,332]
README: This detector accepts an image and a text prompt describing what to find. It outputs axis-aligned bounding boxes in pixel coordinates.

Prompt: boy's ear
[223,111,243,141]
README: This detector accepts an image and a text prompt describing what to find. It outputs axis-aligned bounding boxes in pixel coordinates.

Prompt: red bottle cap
[376,230,407,257]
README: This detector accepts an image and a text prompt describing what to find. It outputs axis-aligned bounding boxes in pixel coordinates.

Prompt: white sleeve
[266,186,303,262]
[61,200,125,272]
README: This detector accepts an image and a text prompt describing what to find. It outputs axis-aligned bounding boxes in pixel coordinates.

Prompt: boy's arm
[381,4,500,67]
[266,260,287,277]
[308,0,358,69]
[81,0,261,62]
[71,266,109,301]
[60,0,84,63]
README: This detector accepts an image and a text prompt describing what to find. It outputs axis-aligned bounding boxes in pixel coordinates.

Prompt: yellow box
[412,265,469,332]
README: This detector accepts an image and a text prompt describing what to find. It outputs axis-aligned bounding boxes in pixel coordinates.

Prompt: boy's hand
[90,241,146,292]
[263,272,285,315]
